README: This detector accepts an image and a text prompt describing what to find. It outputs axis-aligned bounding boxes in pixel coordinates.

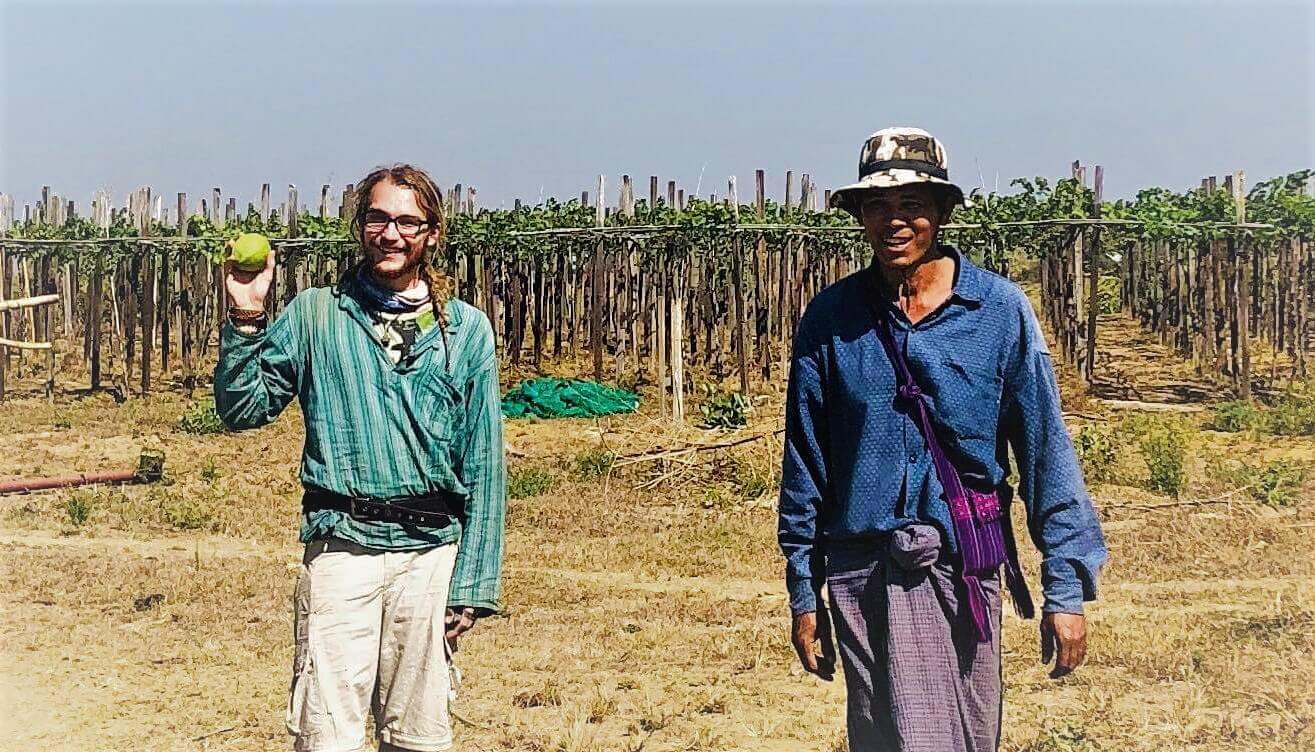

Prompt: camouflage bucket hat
[829,126,966,218]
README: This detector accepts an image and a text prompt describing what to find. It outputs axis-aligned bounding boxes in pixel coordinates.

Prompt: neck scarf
[356,268,431,313]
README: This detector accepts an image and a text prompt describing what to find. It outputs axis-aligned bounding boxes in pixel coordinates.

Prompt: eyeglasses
[363,211,430,237]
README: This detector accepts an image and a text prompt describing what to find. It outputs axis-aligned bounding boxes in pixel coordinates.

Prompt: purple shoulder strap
[873,319,974,522]
[871,294,1034,641]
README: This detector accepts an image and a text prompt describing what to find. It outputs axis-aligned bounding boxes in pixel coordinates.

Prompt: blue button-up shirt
[778,247,1106,615]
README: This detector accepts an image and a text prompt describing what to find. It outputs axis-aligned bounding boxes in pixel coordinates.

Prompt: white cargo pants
[288,538,459,752]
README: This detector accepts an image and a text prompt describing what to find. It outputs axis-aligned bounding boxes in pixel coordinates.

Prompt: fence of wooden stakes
[1,164,1312,417]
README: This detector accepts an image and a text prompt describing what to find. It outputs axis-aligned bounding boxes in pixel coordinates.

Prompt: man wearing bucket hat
[778,127,1106,751]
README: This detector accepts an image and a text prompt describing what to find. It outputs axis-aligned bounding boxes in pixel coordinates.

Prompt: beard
[367,246,425,279]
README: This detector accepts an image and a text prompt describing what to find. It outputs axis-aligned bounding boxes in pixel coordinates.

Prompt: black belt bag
[302,486,463,529]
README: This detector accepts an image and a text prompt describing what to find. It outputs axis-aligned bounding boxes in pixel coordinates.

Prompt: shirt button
[908,453,917,463]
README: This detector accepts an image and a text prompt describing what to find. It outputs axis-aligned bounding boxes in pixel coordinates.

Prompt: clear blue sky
[1,0,1311,213]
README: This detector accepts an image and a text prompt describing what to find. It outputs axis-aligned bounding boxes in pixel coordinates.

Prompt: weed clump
[511,680,563,708]
[1213,458,1307,507]
[508,466,557,499]
[574,448,615,480]
[63,491,94,528]
[1268,384,1315,436]
[1208,400,1267,433]
[1073,423,1119,483]
[698,384,752,430]
[1126,415,1194,497]
[178,399,228,435]
[159,493,216,530]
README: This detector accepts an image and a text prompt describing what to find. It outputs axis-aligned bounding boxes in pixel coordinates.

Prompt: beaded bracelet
[228,307,267,322]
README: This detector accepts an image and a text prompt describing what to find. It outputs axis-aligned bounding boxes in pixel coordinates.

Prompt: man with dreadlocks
[215,164,505,752]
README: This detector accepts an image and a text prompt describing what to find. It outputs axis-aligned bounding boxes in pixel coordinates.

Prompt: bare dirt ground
[2,310,1314,752]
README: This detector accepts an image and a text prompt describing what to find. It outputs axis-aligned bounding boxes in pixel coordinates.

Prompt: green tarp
[501,378,640,419]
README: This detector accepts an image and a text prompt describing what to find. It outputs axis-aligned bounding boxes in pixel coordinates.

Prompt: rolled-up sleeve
[448,316,506,616]
[1003,301,1107,614]
[778,333,829,615]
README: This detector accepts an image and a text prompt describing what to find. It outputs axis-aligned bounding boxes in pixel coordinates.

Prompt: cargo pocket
[287,558,328,742]
[286,649,317,736]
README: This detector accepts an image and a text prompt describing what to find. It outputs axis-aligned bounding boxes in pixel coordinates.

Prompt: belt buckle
[348,496,370,519]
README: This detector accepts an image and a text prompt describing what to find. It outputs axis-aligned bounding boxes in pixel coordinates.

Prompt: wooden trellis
[1,166,1310,413]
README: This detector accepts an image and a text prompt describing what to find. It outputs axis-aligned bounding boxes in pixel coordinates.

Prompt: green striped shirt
[213,277,506,614]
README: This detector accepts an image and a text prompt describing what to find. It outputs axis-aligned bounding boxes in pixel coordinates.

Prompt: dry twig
[192,725,237,742]
[1103,481,1264,513]
[614,429,783,468]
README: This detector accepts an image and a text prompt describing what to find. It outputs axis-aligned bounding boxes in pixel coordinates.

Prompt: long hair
[350,164,454,332]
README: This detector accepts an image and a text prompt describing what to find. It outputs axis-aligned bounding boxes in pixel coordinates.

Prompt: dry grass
[1,352,1314,751]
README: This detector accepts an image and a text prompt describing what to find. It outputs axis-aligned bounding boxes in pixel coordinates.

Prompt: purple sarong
[825,525,1002,752]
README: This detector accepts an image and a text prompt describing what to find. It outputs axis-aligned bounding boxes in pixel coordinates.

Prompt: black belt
[302,486,463,529]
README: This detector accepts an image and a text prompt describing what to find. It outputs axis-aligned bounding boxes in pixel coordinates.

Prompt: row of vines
[0,167,1312,414]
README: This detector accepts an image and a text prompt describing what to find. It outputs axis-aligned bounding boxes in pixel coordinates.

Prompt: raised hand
[224,241,275,311]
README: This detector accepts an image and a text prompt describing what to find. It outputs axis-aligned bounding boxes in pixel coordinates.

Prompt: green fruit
[230,233,271,272]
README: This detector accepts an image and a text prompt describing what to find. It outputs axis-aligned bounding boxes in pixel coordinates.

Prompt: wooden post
[206,187,226,360]
[1209,177,1228,382]
[1070,161,1086,374]
[1084,166,1102,384]
[1233,171,1251,400]
[528,230,542,369]
[1299,237,1310,379]
[591,176,605,381]
[139,189,156,397]
[553,247,565,359]
[315,184,330,286]
[121,195,139,396]
[729,177,748,394]
[1197,181,1214,371]
[657,241,668,418]
[482,191,498,356]
[622,175,639,379]
[507,198,526,366]
[116,195,134,395]
[1292,177,1311,379]
[338,184,354,274]
[283,184,300,312]
[258,183,270,223]
[449,184,462,279]
[465,187,479,305]
[779,174,794,384]
[58,196,73,339]
[1177,242,1190,354]
[0,194,10,400]
[645,176,658,381]
[176,192,192,393]
[157,223,171,377]
[90,191,108,390]
[755,169,769,382]
[670,251,686,423]
[36,195,57,400]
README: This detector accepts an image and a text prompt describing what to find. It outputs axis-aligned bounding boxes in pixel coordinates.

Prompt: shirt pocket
[933,354,1004,444]
[410,370,463,443]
